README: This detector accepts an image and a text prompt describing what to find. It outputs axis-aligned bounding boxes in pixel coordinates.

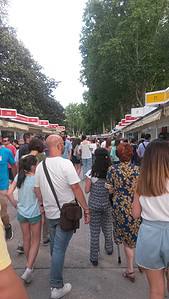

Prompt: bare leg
[0,190,10,227]
[144,269,165,299]
[26,221,41,269]
[123,244,134,273]
[20,222,31,260]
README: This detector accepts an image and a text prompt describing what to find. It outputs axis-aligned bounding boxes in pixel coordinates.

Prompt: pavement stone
[6,194,150,299]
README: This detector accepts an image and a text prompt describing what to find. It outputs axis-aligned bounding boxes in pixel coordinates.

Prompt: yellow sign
[145,90,165,105]
[145,87,169,106]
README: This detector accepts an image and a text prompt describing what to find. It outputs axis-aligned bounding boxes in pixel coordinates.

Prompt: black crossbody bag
[42,160,82,233]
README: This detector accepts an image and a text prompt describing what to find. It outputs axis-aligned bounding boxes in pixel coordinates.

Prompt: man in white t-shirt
[79,135,92,179]
[34,135,90,299]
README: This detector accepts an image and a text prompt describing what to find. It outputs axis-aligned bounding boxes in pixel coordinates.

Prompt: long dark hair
[91,148,111,178]
[17,155,37,188]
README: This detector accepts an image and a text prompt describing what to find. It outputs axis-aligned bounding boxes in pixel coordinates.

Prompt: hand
[84,209,90,224]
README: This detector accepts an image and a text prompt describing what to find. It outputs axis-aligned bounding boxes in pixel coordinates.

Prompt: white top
[140,193,169,221]
[35,157,80,219]
[101,141,106,148]
[86,170,98,183]
[79,140,92,159]
[90,143,97,155]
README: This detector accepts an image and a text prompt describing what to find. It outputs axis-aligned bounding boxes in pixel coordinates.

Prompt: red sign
[48,124,59,129]
[15,114,29,123]
[28,117,39,124]
[39,120,49,126]
[0,108,17,118]
[125,114,138,122]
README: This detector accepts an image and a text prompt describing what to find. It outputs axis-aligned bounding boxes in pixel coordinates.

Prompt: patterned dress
[107,162,141,248]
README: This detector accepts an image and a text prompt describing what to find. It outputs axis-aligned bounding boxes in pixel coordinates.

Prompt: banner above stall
[145,87,169,106]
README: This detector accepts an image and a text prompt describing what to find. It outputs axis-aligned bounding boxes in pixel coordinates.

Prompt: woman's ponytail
[17,155,37,188]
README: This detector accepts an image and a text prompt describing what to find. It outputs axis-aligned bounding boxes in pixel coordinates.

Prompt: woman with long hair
[107,143,141,282]
[85,148,113,266]
[7,155,42,284]
[133,140,169,299]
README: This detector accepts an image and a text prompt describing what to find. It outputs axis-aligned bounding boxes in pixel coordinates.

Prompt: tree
[0,3,64,124]
[80,0,169,133]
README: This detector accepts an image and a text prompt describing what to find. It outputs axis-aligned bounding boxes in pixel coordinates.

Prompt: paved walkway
[6,198,151,299]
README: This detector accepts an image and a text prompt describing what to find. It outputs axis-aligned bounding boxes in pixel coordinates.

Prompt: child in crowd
[7,155,42,283]
[133,139,169,299]
[85,148,113,266]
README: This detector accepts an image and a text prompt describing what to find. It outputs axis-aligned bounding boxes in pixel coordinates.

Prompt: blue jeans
[82,158,92,178]
[47,219,73,288]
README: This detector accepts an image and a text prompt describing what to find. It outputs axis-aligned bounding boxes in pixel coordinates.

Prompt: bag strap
[142,142,146,149]
[42,160,61,211]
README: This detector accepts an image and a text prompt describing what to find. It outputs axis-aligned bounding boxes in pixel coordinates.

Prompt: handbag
[42,160,82,232]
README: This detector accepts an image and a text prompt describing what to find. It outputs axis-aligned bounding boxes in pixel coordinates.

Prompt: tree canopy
[80,0,169,133]
[0,1,64,124]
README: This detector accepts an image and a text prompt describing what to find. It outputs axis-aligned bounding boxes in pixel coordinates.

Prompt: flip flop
[122,271,135,283]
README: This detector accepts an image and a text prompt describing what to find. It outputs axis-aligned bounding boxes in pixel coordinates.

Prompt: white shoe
[21,268,33,284]
[50,283,72,299]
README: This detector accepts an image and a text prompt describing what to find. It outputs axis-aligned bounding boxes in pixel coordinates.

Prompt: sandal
[122,271,135,283]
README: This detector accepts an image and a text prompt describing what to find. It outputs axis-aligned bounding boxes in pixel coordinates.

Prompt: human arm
[71,183,90,224]
[132,193,142,219]
[0,221,29,299]
[85,177,91,193]
[34,187,45,214]
[7,180,17,208]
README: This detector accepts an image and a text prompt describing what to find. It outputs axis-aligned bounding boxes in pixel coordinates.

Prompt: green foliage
[0,3,64,124]
[80,0,169,133]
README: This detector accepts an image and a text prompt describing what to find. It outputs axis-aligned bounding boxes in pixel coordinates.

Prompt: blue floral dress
[107,162,141,248]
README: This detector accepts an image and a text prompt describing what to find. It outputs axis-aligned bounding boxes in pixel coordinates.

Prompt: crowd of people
[0,131,169,299]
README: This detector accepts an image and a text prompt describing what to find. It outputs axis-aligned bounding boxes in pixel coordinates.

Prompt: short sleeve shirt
[35,157,80,219]
[0,147,15,190]
[0,218,11,271]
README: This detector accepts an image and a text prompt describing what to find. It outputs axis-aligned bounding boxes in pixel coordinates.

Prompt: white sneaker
[50,283,72,299]
[21,268,33,284]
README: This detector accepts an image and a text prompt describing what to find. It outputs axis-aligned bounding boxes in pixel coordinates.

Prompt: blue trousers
[47,219,73,288]
[82,158,92,178]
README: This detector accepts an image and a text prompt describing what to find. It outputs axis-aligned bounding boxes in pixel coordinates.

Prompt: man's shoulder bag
[42,160,82,233]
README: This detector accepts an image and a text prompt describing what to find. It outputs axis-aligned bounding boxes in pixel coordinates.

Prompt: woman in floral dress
[107,143,141,282]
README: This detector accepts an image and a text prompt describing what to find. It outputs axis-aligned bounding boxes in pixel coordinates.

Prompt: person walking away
[2,137,16,181]
[107,143,141,282]
[34,135,90,299]
[19,133,33,159]
[0,145,16,240]
[110,139,120,164]
[0,216,29,299]
[85,148,113,266]
[79,135,92,179]
[28,137,49,245]
[71,138,81,176]
[133,139,169,299]
[137,133,151,160]
[60,131,72,160]
[90,138,97,164]
[130,138,140,166]
[105,138,112,154]
[7,155,42,284]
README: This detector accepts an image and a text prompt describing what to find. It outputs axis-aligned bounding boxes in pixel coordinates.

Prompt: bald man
[34,135,90,299]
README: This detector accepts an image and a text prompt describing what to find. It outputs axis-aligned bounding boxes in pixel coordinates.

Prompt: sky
[8,0,87,107]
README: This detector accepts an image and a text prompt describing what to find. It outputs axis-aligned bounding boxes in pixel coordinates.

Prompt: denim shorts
[136,219,169,270]
[17,213,41,224]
